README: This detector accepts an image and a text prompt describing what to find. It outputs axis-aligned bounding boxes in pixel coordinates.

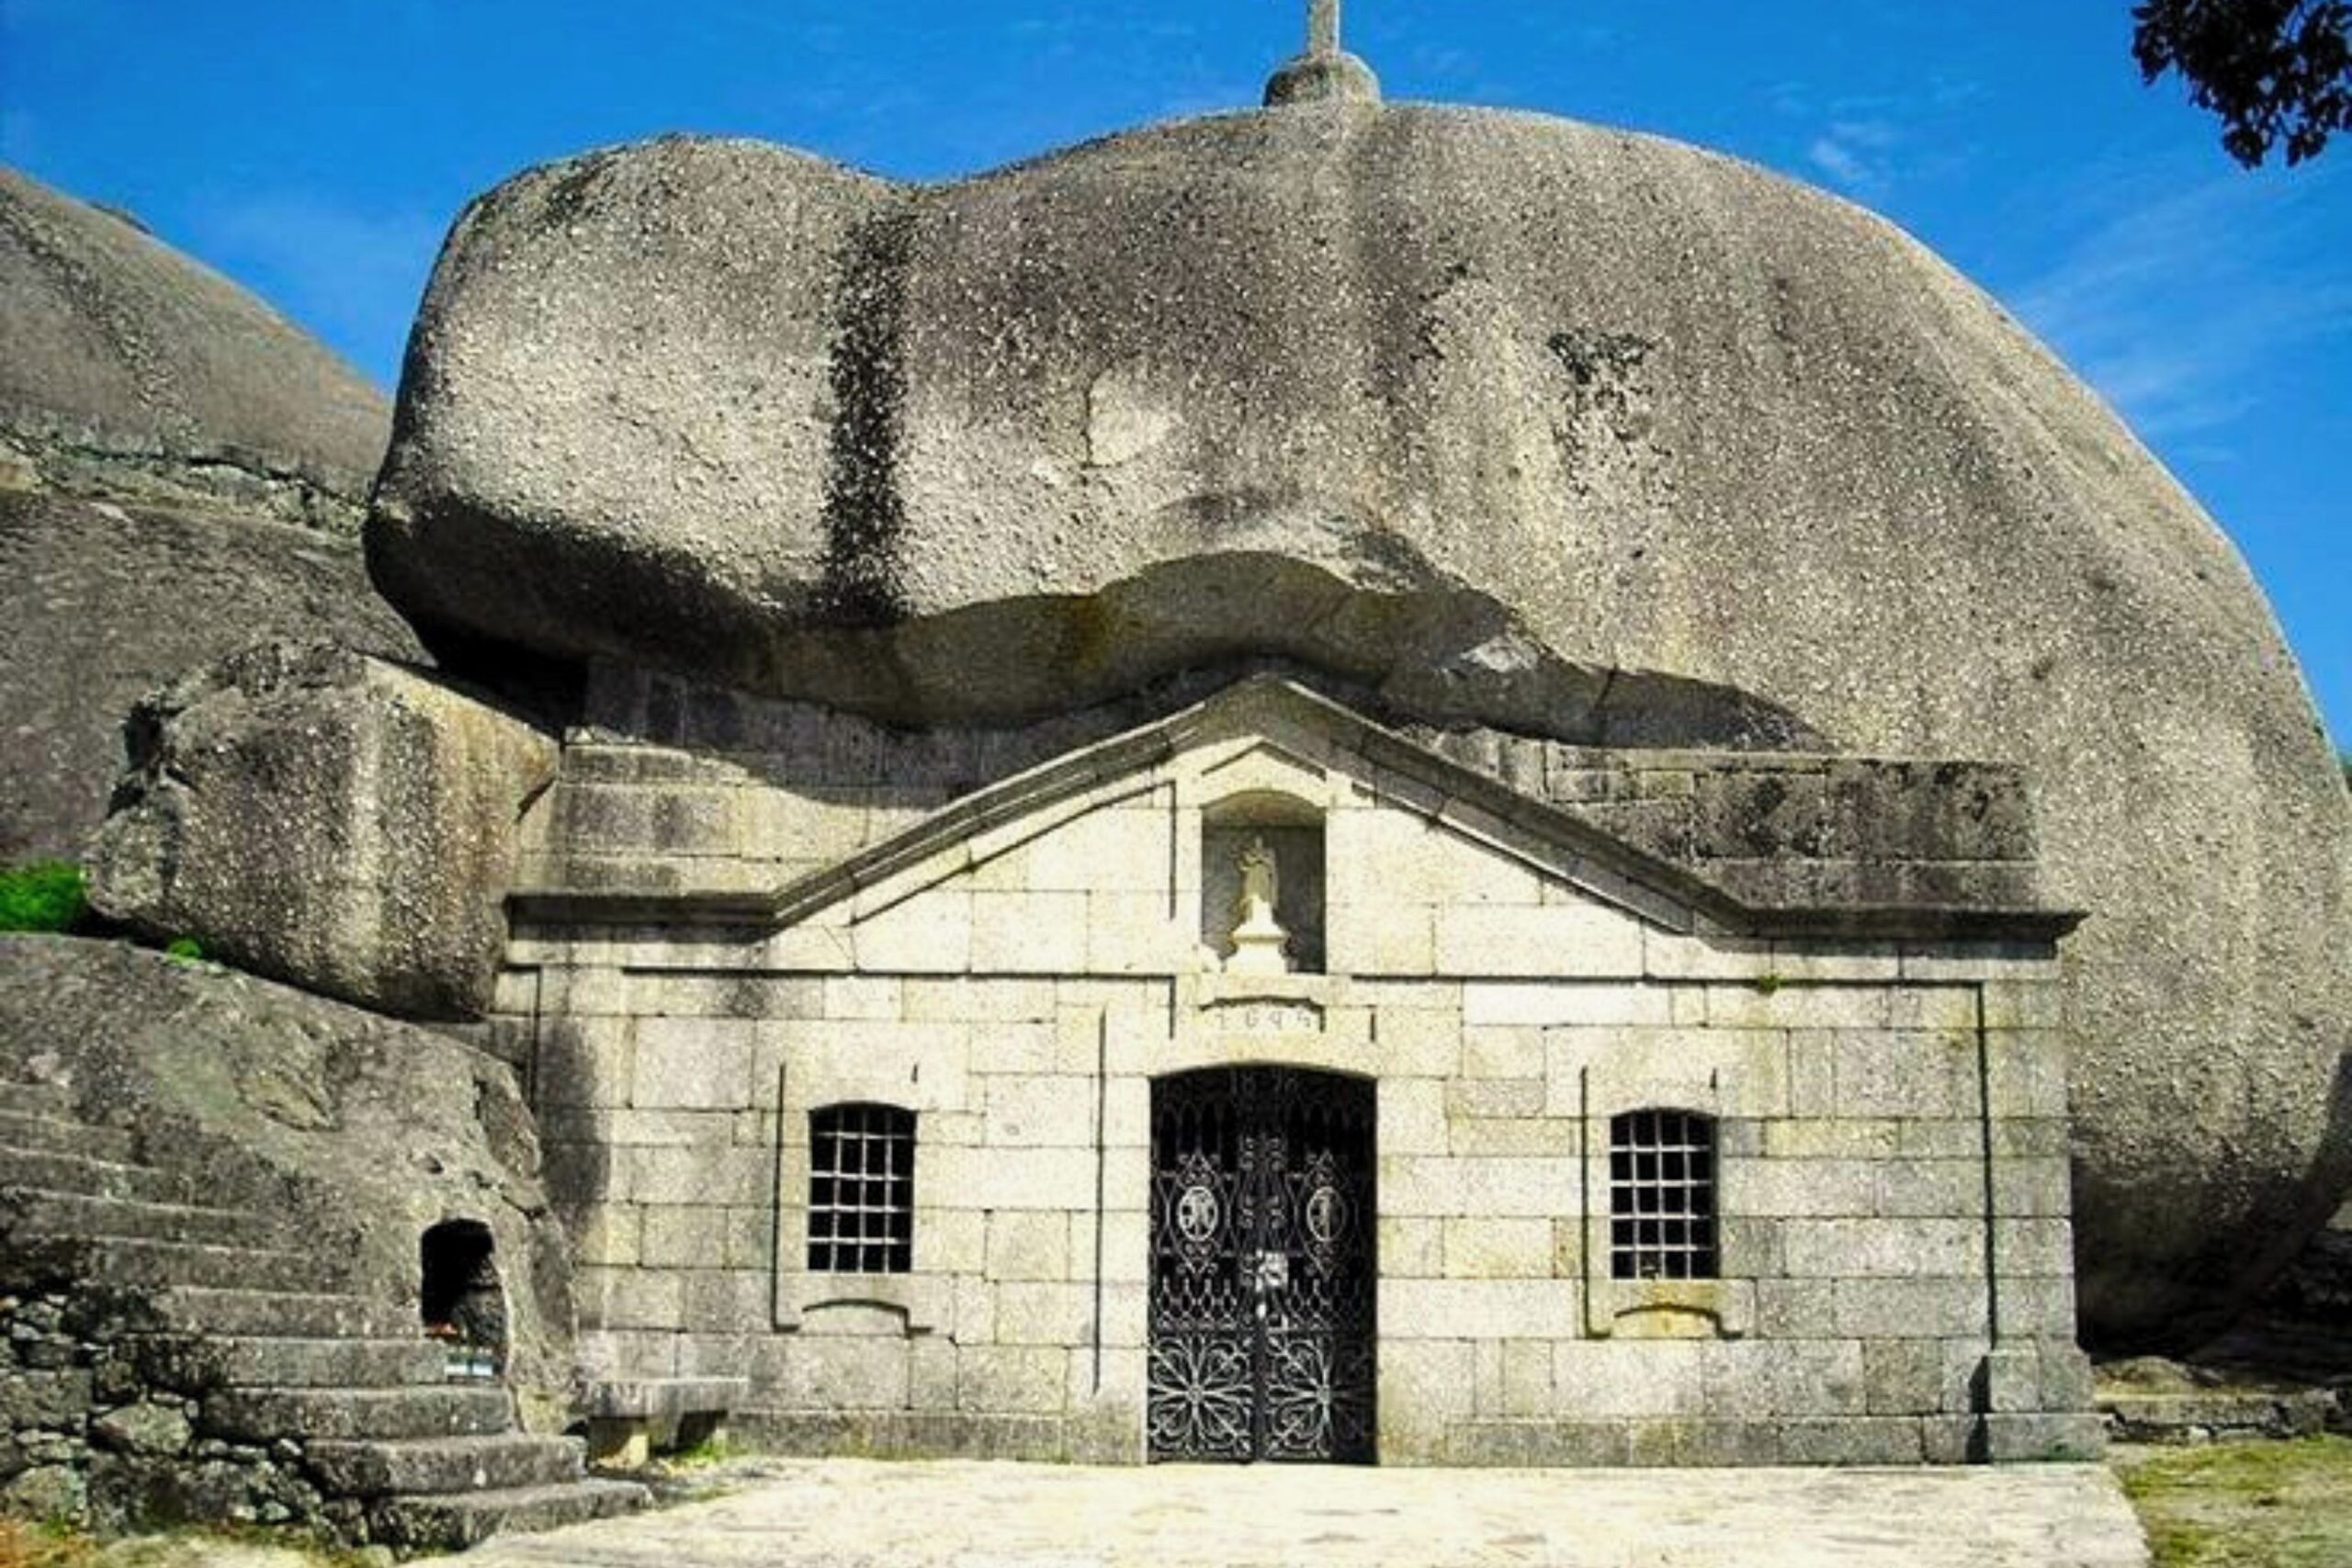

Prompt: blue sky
[4,1,2345,748]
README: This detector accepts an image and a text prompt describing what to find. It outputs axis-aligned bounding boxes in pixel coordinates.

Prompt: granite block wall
[500,681,2098,1464]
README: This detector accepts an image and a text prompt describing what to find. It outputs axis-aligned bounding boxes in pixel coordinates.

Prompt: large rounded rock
[90,641,558,1021]
[0,165,389,529]
[0,492,424,863]
[0,165,413,863]
[368,107,2352,1341]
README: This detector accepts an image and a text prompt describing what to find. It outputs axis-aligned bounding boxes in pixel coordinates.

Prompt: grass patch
[0,1515,93,1568]
[0,862,86,933]
[2115,1434,2352,1568]
[630,1432,769,1507]
[658,1432,742,1472]
[0,1517,372,1568]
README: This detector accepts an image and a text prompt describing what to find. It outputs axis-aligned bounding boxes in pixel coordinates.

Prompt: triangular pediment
[767,676,1710,938]
[509,675,2075,949]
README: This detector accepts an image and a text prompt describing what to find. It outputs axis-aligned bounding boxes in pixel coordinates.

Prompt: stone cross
[1265,0,1376,106]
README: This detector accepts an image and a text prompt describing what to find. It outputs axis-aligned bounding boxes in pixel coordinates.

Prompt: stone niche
[500,674,2098,1467]
[1200,792,1327,975]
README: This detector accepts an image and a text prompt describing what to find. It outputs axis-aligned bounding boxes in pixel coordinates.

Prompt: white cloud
[1806,135,1870,187]
[1806,117,1905,193]
[2006,167,2352,441]
[1829,118,1900,149]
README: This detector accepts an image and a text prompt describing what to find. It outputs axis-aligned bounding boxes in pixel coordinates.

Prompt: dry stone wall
[1,1285,336,1536]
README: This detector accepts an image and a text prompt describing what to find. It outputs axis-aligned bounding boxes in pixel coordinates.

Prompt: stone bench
[582,1377,749,1467]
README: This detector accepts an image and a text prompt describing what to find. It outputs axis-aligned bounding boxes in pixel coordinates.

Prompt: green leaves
[0,861,88,932]
[2134,1,2352,166]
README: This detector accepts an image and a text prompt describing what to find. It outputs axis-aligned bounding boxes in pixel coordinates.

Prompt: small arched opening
[421,1218,505,1376]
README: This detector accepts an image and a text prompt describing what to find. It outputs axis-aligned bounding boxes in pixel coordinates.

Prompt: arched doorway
[1148,1066,1376,1462]
[420,1218,504,1376]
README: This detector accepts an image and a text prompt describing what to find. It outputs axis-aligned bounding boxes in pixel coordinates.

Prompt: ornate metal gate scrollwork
[1148,1066,1375,1462]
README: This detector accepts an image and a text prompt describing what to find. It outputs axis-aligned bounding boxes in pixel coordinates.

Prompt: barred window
[807,1103,914,1273]
[1609,1109,1718,1280]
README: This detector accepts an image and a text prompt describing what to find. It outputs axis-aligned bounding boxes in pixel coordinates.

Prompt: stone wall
[501,683,2095,1464]
[0,1286,333,1535]
[524,664,2039,917]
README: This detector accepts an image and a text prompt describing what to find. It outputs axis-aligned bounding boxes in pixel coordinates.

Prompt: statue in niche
[1239,837,1279,916]
[1226,834,1293,975]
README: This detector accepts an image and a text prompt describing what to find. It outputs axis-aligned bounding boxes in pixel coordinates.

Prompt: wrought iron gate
[1147,1066,1375,1462]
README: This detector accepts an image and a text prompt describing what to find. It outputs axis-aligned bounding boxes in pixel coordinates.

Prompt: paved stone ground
[462,1458,2150,1567]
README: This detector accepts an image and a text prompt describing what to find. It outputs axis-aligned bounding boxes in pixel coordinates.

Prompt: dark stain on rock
[1545,328,1651,387]
[818,206,916,627]
[530,147,625,233]
[1545,328,1663,492]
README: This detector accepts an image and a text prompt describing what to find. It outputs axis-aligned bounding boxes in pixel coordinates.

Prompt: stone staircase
[0,1078,647,1551]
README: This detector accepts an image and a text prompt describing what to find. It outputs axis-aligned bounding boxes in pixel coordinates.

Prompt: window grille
[807,1103,915,1273]
[1609,1109,1718,1280]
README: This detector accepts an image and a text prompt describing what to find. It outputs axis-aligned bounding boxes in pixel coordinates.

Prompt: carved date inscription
[1205,998,1324,1036]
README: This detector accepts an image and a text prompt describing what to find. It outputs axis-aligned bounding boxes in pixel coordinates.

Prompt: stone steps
[0,1145,195,1204]
[371,1478,652,1552]
[0,1108,137,1163]
[2,1185,285,1249]
[306,1432,593,1495]
[0,1080,77,1119]
[5,1233,337,1294]
[141,1286,420,1341]
[2099,1385,2335,1441]
[132,1333,452,1391]
[204,1384,515,1442]
[0,1082,651,1549]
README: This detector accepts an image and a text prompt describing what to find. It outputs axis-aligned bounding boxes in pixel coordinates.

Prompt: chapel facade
[494,667,2100,1466]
